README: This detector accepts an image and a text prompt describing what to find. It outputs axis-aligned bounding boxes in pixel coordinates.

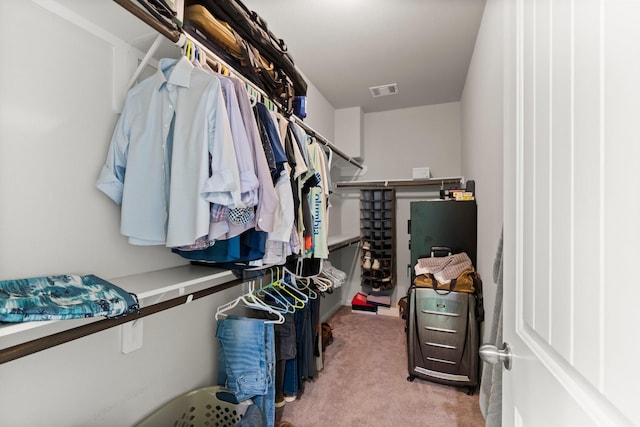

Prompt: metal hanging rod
[290,116,364,169]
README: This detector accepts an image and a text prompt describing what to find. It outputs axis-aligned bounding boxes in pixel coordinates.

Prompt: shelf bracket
[121,319,144,354]
[126,33,164,91]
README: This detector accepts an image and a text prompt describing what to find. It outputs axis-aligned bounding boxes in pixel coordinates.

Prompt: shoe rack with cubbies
[360,188,396,295]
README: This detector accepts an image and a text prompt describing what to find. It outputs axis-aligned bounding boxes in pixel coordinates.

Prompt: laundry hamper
[136,386,253,427]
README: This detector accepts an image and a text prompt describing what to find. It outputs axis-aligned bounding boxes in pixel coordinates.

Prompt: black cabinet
[409,200,477,267]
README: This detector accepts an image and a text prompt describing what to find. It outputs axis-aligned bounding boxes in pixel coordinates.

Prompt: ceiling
[54,0,486,114]
[242,0,487,113]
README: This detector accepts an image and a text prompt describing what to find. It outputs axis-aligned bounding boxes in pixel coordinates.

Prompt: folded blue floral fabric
[0,274,139,322]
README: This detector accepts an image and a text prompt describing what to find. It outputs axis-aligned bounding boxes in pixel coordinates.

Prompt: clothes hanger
[243,292,285,324]
[260,286,295,313]
[290,275,318,300]
[190,41,196,63]
[198,48,215,73]
[257,268,295,313]
[215,280,285,324]
[192,45,204,68]
[294,258,330,293]
[247,85,258,107]
[184,39,191,61]
[243,279,278,312]
[284,266,318,300]
[313,275,332,292]
[318,268,341,288]
[325,143,334,171]
[279,267,309,307]
[283,265,318,300]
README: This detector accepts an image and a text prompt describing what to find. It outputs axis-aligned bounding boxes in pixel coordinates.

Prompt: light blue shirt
[96,56,241,247]
[218,76,259,207]
[207,76,262,241]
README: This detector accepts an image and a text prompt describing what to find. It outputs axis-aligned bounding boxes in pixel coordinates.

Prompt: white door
[501,0,640,425]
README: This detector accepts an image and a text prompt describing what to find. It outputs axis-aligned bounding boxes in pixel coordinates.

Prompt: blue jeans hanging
[216,316,275,427]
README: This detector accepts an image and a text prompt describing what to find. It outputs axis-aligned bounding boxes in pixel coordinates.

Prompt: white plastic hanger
[215,280,284,324]
[279,267,310,306]
[258,269,295,313]
[293,258,331,293]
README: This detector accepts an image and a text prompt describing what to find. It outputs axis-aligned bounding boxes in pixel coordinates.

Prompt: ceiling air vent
[369,83,399,98]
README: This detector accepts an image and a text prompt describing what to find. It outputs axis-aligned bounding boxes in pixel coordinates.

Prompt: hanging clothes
[300,140,329,258]
[207,75,259,241]
[227,77,279,234]
[96,56,242,247]
[216,316,276,427]
[98,49,335,267]
[252,102,298,266]
[254,102,288,181]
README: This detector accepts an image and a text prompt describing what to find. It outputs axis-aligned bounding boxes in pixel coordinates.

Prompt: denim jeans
[216,317,275,427]
[283,357,298,397]
[274,311,296,401]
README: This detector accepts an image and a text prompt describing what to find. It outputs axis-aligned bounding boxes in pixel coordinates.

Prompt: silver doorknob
[479,343,512,370]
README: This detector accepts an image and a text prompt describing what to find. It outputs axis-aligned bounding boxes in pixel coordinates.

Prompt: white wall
[0,3,185,281]
[303,79,335,141]
[339,103,463,305]
[362,102,462,181]
[460,0,503,343]
[0,1,340,425]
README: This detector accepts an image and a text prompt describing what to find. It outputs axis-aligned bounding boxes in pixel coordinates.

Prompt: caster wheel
[407,375,415,382]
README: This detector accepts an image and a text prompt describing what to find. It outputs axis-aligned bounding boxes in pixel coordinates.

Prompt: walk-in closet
[0,1,493,425]
[3,0,637,426]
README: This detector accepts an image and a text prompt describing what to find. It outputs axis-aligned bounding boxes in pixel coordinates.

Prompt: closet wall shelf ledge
[0,265,241,363]
[336,177,464,189]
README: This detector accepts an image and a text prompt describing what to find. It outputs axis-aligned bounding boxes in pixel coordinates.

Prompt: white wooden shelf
[0,265,239,354]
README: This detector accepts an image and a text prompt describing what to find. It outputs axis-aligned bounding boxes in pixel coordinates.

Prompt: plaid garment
[210,204,229,222]
[262,240,287,265]
[174,235,214,251]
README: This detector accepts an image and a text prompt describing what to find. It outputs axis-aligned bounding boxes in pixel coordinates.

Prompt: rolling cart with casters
[406,285,480,395]
[407,199,481,395]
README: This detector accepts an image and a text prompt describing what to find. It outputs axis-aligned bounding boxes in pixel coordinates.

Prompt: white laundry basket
[136,386,253,427]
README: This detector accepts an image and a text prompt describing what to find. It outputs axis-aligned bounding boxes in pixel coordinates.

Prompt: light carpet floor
[276,305,485,427]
